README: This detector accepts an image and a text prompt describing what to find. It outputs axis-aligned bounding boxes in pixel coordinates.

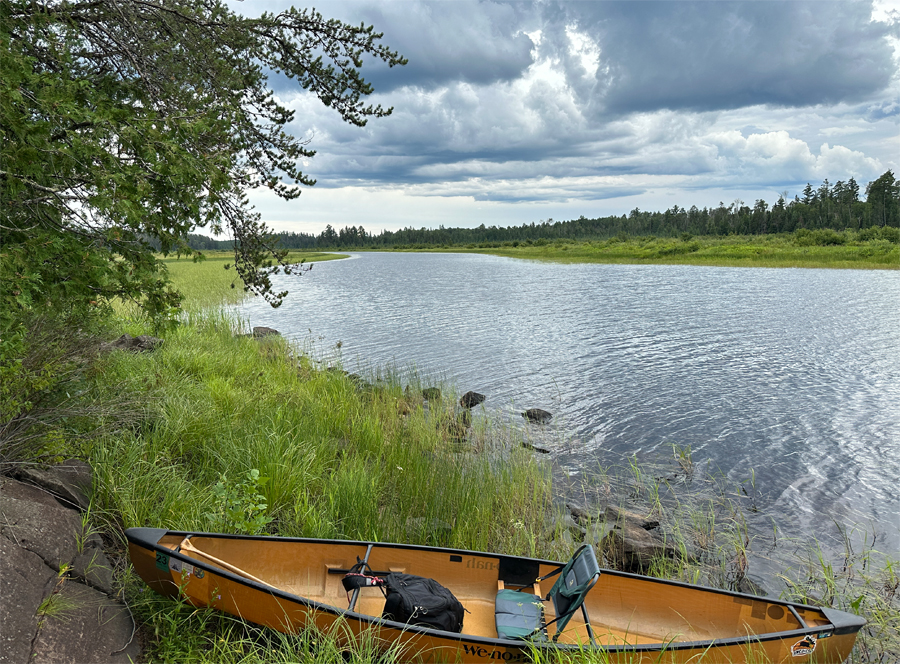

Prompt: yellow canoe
[126,528,865,663]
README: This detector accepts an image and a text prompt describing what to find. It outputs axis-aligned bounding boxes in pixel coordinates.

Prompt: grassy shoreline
[367,230,899,270]
[68,257,895,661]
[160,251,349,310]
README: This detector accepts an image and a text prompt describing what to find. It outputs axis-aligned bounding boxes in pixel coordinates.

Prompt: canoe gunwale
[125,527,863,655]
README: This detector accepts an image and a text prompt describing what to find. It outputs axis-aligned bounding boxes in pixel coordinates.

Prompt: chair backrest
[546,544,601,638]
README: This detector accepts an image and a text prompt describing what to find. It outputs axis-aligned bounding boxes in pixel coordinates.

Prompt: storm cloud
[554,1,897,114]
[229,0,899,232]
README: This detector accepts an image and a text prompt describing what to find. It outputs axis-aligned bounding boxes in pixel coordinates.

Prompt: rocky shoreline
[0,461,141,664]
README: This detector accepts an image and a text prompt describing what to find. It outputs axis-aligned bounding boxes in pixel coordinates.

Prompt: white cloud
[819,125,868,137]
[230,1,899,233]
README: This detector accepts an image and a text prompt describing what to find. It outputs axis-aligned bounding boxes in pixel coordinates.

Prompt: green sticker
[156,552,170,571]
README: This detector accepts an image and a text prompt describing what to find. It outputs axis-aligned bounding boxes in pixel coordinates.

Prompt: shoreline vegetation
[5,256,897,663]
[161,251,350,310]
[383,230,899,270]
[183,171,900,273]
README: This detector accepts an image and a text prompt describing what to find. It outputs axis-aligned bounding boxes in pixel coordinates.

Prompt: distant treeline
[187,170,899,251]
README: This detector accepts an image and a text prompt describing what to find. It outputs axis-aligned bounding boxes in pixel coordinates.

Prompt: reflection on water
[240,252,900,565]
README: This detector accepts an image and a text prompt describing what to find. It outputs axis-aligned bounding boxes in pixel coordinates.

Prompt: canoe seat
[495,545,601,642]
[546,544,601,638]
[495,587,546,640]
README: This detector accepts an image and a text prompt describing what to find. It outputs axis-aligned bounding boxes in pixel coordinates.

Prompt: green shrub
[212,469,273,535]
[794,228,847,246]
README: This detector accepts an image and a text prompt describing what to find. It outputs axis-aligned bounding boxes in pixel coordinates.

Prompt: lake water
[239,252,900,575]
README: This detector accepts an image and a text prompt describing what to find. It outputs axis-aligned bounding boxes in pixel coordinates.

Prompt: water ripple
[240,253,900,556]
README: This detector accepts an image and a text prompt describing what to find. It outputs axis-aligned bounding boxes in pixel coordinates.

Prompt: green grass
[90,319,554,550]
[386,230,899,270]
[71,256,897,662]
[113,251,348,319]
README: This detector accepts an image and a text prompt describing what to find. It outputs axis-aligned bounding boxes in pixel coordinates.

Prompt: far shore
[352,234,899,270]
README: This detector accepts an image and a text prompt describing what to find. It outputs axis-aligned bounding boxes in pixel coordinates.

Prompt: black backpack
[381,573,465,633]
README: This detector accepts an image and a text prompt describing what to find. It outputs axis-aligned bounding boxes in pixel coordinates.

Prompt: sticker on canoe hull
[169,558,194,576]
[791,635,817,657]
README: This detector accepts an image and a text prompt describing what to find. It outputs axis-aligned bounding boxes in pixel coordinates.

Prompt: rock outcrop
[100,333,162,353]
[0,462,140,664]
[459,391,486,409]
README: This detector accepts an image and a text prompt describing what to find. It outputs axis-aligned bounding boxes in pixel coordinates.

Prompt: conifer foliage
[0,0,405,328]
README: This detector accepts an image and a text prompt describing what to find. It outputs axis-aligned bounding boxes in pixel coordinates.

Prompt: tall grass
[113,251,347,319]
[89,319,552,551]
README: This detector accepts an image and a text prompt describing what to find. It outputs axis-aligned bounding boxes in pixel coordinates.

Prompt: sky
[228,0,900,235]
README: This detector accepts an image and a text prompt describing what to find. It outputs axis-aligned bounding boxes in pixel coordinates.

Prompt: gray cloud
[299,1,536,91]
[555,1,896,114]
[238,0,898,216]
[230,0,534,92]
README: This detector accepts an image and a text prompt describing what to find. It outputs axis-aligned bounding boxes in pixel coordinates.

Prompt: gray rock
[585,521,615,545]
[549,513,586,540]
[737,576,767,596]
[522,408,552,424]
[252,326,280,338]
[421,387,442,401]
[601,505,660,531]
[601,523,679,573]
[31,582,139,664]
[0,534,55,664]
[459,391,486,409]
[566,502,593,525]
[71,546,115,596]
[0,479,82,570]
[14,459,92,511]
[101,333,162,353]
[520,442,550,454]
[0,475,140,663]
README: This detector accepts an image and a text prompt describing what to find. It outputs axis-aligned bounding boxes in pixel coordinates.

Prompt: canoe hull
[127,528,864,663]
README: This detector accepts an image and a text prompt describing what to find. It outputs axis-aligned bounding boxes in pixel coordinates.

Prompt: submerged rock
[520,442,550,454]
[522,408,552,424]
[421,387,442,401]
[459,391,486,409]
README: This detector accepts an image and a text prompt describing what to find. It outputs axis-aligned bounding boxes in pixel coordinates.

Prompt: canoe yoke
[495,544,601,644]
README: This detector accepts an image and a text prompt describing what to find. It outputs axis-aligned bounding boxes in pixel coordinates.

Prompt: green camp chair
[494,544,602,643]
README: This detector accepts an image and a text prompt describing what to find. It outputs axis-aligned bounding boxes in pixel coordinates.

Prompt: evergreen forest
[187,171,900,251]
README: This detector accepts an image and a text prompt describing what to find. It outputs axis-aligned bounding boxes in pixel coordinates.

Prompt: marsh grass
[113,251,348,319]
[412,232,899,270]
